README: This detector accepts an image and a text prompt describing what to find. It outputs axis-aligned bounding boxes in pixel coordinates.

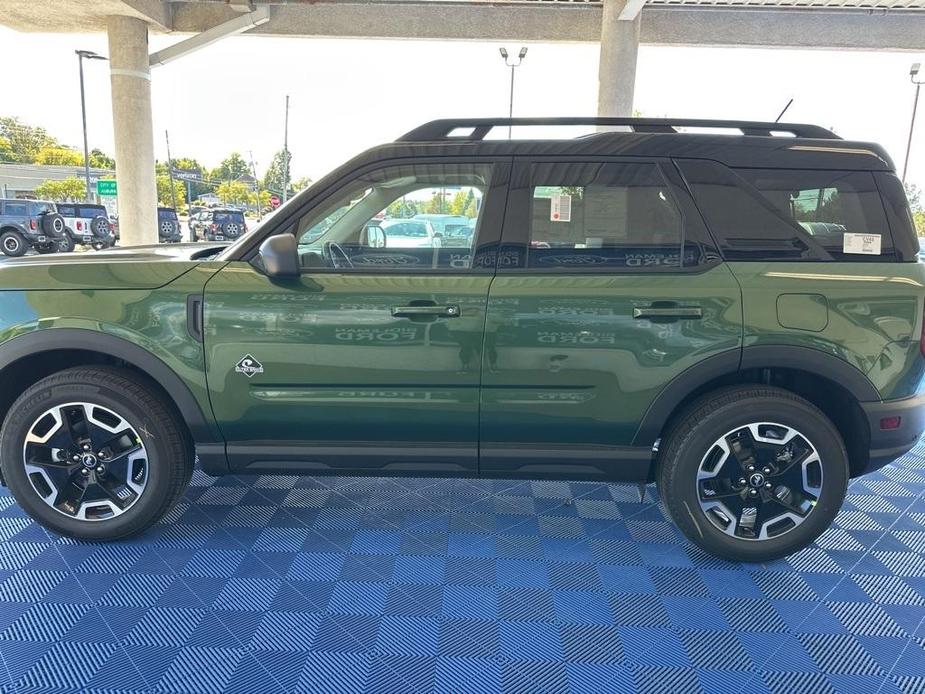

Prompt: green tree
[0,117,57,163]
[214,152,250,181]
[247,189,271,210]
[387,198,418,218]
[89,148,115,170]
[447,189,478,217]
[34,178,86,201]
[34,146,83,166]
[0,136,14,163]
[904,183,925,236]
[262,149,291,194]
[216,180,249,205]
[291,176,312,193]
[156,174,186,209]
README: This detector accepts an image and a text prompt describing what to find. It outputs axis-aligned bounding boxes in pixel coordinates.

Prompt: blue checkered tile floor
[1,445,925,694]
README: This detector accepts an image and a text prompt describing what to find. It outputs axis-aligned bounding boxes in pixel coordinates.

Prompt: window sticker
[550,193,572,222]
[842,233,881,255]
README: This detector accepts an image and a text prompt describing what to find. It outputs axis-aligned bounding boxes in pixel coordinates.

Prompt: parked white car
[55,202,115,250]
[379,218,441,248]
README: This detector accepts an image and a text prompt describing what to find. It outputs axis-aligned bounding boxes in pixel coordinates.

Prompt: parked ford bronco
[0,199,69,256]
[0,118,922,561]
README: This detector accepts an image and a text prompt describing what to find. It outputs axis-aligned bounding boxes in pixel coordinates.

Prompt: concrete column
[107,15,157,246]
[597,0,641,117]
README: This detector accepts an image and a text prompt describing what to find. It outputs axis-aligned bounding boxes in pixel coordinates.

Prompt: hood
[0,243,227,291]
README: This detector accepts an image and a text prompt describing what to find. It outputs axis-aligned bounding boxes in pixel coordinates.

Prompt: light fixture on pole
[903,62,923,184]
[499,47,528,139]
[75,49,108,202]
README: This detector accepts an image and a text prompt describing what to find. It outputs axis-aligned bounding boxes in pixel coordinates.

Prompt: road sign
[97,179,117,196]
[172,168,201,181]
[270,195,281,208]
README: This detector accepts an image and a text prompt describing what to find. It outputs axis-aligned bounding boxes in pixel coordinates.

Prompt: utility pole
[164,130,179,211]
[903,63,923,184]
[249,150,262,221]
[282,95,290,204]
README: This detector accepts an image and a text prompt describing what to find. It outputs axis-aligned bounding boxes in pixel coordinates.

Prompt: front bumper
[860,392,925,473]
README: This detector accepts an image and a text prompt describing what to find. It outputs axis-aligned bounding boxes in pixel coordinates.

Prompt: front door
[203,159,508,476]
[480,158,743,479]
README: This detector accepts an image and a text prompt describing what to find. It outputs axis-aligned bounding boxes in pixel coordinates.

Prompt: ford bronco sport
[0,117,922,562]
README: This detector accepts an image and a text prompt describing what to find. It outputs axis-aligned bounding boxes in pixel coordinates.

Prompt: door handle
[391,304,461,318]
[633,305,703,320]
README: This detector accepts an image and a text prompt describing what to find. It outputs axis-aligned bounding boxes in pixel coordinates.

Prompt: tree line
[2,116,311,211]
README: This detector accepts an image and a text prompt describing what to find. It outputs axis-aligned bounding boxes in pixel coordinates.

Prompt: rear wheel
[0,367,193,540]
[657,386,848,562]
[1,230,27,257]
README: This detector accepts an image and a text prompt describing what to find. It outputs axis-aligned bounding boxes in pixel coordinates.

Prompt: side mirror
[258,233,300,278]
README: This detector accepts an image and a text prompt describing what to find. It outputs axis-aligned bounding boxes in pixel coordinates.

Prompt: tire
[656,386,848,562]
[1,230,28,257]
[0,367,193,541]
[90,215,110,239]
[57,234,76,253]
[40,213,66,238]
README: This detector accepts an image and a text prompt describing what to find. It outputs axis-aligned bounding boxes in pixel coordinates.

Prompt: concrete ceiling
[3,0,925,50]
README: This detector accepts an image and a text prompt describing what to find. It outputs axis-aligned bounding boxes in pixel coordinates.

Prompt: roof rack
[398,118,840,142]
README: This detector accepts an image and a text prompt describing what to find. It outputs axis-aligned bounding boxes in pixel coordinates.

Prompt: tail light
[77,221,83,231]
[30,219,37,230]
[210,223,217,232]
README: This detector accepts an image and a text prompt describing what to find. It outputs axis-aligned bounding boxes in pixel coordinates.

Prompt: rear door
[203,158,508,475]
[480,157,743,479]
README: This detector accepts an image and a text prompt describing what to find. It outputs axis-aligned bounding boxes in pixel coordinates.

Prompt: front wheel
[0,367,193,540]
[657,386,848,562]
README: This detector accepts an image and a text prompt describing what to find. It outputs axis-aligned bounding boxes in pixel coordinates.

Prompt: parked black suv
[0,199,69,256]
[157,207,182,243]
[190,207,247,242]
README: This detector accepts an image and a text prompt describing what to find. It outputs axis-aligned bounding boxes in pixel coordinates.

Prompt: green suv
[1,117,923,562]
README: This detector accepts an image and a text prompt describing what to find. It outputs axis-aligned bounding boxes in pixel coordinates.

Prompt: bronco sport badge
[235,355,264,378]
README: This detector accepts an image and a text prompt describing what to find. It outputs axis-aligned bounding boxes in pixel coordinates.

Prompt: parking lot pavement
[0,445,924,693]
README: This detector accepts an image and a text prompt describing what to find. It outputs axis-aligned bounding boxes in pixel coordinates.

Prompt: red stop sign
[270,195,281,208]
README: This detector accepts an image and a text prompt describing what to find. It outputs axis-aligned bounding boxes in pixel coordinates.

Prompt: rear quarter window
[678,160,896,262]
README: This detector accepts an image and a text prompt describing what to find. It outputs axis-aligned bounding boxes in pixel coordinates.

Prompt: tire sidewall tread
[657,385,848,562]
[0,366,192,541]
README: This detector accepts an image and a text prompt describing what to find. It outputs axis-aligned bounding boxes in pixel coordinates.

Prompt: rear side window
[4,202,27,216]
[678,160,894,261]
[78,205,106,218]
[525,162,686,270]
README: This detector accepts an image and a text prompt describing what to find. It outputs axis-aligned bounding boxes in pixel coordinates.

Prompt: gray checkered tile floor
[1,443,924,693]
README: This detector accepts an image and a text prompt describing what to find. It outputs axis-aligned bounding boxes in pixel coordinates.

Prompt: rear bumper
[860,392,925,474]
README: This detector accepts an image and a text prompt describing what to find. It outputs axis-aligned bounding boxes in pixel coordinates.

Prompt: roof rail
[398,118,840,142]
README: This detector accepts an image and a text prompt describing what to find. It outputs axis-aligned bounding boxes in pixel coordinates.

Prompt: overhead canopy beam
[149,5,270,67]
[618,0,648,20]
[169,3,925,51]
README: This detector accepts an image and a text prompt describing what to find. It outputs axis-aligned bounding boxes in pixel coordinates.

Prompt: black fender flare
[0,328,217,444]
[632,345,880,446]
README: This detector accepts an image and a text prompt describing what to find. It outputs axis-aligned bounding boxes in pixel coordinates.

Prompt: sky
[1,26,924,192]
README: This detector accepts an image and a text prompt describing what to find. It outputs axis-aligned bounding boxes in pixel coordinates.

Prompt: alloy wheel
[22,402,149,521]
[696,422,823,541]
[2,236,21,254]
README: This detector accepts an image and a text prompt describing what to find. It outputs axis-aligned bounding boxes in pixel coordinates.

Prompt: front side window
[523,162,686,270]
[292,162,493,272]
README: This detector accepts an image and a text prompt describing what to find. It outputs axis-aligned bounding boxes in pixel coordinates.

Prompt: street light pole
[75,50,107,202]
[903,63,923,184]
[499,47,528,139]
[282,95,290,204]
